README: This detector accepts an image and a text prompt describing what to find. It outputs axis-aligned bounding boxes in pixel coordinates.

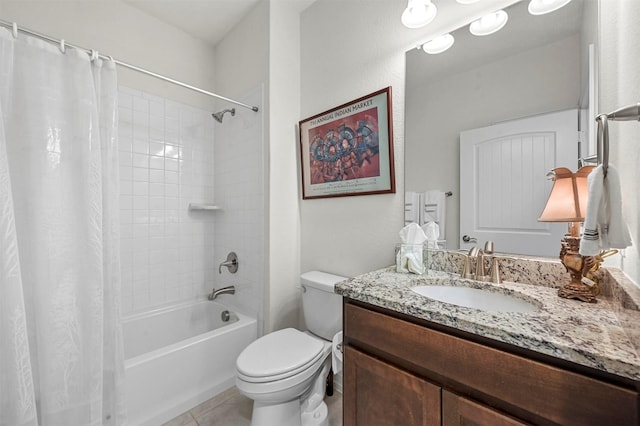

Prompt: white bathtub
[123,300,257,426]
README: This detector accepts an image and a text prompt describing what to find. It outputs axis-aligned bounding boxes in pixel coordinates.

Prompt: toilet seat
[236,328,325,383]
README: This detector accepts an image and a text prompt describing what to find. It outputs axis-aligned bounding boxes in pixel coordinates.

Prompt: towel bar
[586,102,640,177]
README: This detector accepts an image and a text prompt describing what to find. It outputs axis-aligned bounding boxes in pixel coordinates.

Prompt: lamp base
[558,235,598,304]
[558,282,597,303]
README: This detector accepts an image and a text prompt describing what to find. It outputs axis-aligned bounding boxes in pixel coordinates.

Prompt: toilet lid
[236,328,324,380]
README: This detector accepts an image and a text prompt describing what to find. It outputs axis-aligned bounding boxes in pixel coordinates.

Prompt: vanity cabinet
[343,300,639,426]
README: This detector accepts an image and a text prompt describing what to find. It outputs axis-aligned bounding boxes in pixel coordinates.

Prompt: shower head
[212,108,236,123]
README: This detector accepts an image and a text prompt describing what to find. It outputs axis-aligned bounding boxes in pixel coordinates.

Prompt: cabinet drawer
[345,302,639,425]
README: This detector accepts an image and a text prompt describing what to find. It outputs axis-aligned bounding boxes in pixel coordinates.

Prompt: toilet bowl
[235,271,346,426]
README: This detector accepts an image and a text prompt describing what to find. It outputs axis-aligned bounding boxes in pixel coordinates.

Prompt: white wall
[0,0,217,109]
[299,0,518,278]
[599,0,640,285]
[268,1,308,332]
[405,35,581,248]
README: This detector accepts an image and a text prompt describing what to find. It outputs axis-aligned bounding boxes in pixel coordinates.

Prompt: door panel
[460,109,578,256]
[442,391,528,426]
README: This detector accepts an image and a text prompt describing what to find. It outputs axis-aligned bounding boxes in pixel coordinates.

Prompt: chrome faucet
[208,285,236,300]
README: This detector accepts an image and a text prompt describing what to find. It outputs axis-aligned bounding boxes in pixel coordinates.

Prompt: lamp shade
[538,166,594,222]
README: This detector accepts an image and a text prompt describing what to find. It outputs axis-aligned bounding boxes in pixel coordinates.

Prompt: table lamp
[538,165,596,302]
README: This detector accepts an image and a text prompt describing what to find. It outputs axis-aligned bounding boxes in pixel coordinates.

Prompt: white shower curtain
[0,28,124,426]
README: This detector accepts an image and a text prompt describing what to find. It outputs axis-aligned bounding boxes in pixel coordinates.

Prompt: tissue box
[395,244,428,274]
[425,240,447,250]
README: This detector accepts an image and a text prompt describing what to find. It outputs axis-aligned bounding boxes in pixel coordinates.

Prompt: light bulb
[401,0,437,29]
[422,34,455,54]
[528,0,572,15]
[469,10,508,36]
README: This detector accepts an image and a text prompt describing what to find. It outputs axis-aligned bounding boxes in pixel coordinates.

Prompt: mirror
[404,0,598,256]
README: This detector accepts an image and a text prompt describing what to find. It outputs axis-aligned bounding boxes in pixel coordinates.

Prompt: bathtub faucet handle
[218,252,239,274]
[208,285,236,300]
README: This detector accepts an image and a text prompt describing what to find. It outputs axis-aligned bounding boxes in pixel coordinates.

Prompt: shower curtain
[0,28,124,426]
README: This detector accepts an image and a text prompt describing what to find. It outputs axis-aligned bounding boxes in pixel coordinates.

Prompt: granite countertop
[336,266,640,382]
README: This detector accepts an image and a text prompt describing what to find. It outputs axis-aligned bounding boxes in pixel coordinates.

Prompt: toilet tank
[301,271,346,341]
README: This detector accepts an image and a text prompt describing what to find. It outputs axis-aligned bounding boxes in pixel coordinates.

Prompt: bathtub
[123,300,257,426]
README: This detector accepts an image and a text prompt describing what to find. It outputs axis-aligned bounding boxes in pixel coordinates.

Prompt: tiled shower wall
[212,87,265,333]
[117,86,265,324]
[118,87,217,315]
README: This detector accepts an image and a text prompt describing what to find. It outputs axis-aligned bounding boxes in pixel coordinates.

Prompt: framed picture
[298,87,395,199]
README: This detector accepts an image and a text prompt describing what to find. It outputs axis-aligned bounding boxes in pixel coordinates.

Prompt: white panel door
[460,109,578,256]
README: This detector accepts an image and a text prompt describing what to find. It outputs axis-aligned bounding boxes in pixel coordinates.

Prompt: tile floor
[162,387,343,426]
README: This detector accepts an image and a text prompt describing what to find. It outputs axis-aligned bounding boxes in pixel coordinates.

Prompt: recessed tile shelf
[188,203,221,211]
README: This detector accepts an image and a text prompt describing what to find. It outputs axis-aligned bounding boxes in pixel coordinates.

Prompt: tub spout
[208,286,236,300]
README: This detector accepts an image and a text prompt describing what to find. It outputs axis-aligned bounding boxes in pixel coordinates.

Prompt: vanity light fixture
[422,33,455,54]
[401,0,437,29]
[528,0,572,15]
[469,10,509,36]
[538,166,600,303]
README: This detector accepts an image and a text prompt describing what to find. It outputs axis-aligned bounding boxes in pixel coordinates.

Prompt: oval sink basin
[411,285,538,313]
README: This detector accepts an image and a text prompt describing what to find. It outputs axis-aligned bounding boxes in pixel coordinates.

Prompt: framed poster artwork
[298,87,395,199]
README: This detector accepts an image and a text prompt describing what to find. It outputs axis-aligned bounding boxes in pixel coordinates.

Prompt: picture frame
[298,87,395,200]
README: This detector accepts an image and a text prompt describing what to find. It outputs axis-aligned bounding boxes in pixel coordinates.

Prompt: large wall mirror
[404,0,598,256]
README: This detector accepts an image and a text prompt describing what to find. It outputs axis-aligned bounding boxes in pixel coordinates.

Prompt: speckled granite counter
[336,264,640,382]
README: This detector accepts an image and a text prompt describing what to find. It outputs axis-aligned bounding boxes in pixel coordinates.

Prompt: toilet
[235,271,345,426]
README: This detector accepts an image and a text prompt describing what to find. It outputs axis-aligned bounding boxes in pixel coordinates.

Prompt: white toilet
[235,271,345,426]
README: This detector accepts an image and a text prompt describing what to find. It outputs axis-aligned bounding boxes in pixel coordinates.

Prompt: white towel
[422,190,446,240]
[404,192,420,225]
[580,164,632,256]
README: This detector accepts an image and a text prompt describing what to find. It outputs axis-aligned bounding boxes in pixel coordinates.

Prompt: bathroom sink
[411,285,538,313]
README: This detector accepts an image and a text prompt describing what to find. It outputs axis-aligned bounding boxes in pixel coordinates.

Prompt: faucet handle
[218,252,239,274]
[484,241,494,255]
[460,255,475,279]
[490,258,502,283]
[475,250,490,282]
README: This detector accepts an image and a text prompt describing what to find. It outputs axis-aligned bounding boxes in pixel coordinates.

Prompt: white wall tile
[118,86,263,322]
[119,87,221,316]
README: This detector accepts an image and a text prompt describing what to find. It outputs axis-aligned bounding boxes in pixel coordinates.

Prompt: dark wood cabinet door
[344,345,441,426]
[442,390,528,426]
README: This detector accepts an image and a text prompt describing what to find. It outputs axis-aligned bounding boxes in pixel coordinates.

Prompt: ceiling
[123,0,261,46]
[124,0,314,46]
